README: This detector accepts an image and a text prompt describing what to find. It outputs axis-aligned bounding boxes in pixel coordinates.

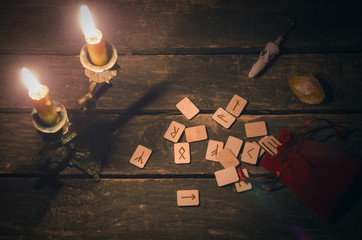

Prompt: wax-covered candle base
[31,101,68,134]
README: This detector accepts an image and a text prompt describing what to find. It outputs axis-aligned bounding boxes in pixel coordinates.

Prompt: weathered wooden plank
[1,113,361,175]
[0,178,361,239]
[1,54,362,112]
[0,0,361,55]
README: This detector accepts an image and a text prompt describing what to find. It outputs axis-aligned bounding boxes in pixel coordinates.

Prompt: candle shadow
[47,79,171,176]
[67,79,172,172]
[24,77,171,186]
[107,80,172,134]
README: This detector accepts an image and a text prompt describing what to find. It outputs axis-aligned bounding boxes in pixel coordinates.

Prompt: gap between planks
[1,109,362,115]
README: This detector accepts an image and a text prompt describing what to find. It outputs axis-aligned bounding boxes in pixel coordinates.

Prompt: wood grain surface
[1,178,362,239]
[1,113,361,176]
[1,0,362,239]
[1,54,362,112]
[0,0,361,55]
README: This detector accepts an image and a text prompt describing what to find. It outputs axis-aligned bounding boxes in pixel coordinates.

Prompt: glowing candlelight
[21,68,60,126]
[80,5,109,66]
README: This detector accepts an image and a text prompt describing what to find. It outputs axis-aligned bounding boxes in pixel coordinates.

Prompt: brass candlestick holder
[78,43,119,109]
[32,100,114,182]
[32,101,78,177]
[31,101,69,135]
[31,43,119,183]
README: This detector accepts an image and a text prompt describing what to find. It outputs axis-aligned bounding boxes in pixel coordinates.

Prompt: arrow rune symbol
[178,146,186,160]
[217,114,228,123]
[182,194,195,200]
[211,145,219,156]
[170,126,180,138]
[134,151,145,164]
[247,148,254,158]
[232,100,240,111]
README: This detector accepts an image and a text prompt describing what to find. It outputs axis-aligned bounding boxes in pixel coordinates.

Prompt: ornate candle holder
[32,102,115,181]
[78,43,119,109]
[31,101,69,136]
[32,101,78,177]
[32,44,119,182]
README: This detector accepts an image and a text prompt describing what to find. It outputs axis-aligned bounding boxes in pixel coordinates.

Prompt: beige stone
[288,75,325,104]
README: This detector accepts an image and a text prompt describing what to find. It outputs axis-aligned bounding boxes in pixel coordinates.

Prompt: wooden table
[1,1,362,239]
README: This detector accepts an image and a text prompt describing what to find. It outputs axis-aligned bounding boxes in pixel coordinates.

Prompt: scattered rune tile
[212,107,236,129]
[164,121,185,143]
[177,190,199,207]
[216,148,240,168]
[241,142,260,165]
[225,136,244,158]
[129,145,152,168]
[225,94,248,117]
[174,142,191,164]
[215,167,239,187]
[176,97,200,120]
[205,140,224,162]
[258,136,274,155]
[258,135,282,156]
[244,121,268,138]
[235,168,253,192]
[185,125,208,142]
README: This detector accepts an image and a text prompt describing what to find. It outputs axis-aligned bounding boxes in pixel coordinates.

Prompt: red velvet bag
[259,119,361,221]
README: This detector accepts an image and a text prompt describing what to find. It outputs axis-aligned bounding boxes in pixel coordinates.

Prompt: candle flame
[21,68,47,100]
[80,5,101,43]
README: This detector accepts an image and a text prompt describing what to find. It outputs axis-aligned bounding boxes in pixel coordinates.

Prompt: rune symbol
[217,114,228,123]
[211,145,219,156]
[179,147,186,160]
[134,151,145,164]
[247,148,254,158]
[170,126,180,138]
[232,100,240,111]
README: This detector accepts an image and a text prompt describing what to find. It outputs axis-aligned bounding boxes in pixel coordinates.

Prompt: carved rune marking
[261,142,274,155]
[134,151,145,164]
[211,145,219,156]
[178,147,186,160]
[247,148,254,158]
[170,126,180,138]
[232,100,240,111]
[270,138,279,148]
[217,114,228,123]
[182,194,195,200]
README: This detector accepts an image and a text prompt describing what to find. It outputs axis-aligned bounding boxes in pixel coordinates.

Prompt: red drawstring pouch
[258,119,361,222]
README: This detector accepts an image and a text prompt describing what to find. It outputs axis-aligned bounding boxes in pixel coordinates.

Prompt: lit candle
[80,5,109,66]
[21,68,60,126]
